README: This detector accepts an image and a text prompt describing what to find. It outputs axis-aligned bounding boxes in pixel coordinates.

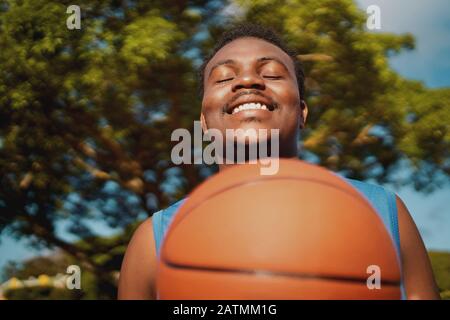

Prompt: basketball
[156,159,402,299]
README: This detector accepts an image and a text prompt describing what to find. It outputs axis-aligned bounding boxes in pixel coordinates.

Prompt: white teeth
[231,103,269,114]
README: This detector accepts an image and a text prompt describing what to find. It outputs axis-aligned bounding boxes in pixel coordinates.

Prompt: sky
[1,0,450,274]
[357,0,450,87]
[354,0,450,251]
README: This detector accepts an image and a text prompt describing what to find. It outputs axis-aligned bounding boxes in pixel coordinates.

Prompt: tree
[0,0,216,287]
[230,0,449,188]
[0,0,449,297]
[1,245,117,299]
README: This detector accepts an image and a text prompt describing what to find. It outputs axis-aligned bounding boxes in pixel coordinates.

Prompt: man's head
[199,23,308,158]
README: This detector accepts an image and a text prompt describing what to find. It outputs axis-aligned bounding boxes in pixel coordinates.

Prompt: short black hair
[198,22,305,99]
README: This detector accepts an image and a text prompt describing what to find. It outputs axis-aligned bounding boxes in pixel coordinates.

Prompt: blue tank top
[151,177,405,298]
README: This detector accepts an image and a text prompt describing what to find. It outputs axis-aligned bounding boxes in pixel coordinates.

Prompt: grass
[429,251,450,300]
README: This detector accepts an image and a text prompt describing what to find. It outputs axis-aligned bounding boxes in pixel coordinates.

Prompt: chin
[227,130,277,153]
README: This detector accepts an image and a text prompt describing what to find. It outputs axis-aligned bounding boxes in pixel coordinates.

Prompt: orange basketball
[157,159,401,299]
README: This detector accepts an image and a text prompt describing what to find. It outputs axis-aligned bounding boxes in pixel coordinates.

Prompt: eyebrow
[208,59,236,78]
[207,56,290,79]
[256,56,289,72]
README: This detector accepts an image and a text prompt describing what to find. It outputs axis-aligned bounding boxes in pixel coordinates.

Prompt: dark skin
[199,37,307,160]
[118,37,440,300]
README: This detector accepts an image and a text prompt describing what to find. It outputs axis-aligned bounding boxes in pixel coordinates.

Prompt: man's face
[201,37,307,156]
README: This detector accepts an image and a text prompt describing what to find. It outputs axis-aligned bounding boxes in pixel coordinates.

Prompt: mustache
[222,90,277,113]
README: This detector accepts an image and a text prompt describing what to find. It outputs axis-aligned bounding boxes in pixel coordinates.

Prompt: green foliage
[0,0,213,282]
[4,286,80,300]
[1,229,133,299]
[1,253,85,299]
[429,251,450,300]
[235,0,449,186]
[1,254,73,281]
[0,0,449,299]
[3,249,449,299]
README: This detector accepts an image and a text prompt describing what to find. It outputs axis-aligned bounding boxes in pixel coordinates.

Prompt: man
[118,23,440,299]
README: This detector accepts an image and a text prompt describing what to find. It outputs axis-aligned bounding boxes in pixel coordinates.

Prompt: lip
[225,95,276,114]
[229,108,273,121]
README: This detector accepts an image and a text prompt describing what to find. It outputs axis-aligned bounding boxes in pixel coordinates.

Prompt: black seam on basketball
[161,176,388,260]
[163,261,401,287]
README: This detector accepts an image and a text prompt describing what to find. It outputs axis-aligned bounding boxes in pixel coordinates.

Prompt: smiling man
[118,23,440,300]
[199,29,305,161]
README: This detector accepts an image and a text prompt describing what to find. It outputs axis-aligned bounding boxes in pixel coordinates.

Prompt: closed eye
[216,78,234,83]
[263,76,282,80]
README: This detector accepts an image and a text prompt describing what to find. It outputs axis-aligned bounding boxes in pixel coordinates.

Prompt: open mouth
[226,101,277,115]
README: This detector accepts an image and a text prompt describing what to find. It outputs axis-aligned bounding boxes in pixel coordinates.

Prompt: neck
[218,152,299,172]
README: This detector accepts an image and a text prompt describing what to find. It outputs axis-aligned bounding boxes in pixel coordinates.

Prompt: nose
[232,70,265,92]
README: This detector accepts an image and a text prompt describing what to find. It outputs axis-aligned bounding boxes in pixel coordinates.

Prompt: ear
[200,112,208,134]
[300,100,308,129]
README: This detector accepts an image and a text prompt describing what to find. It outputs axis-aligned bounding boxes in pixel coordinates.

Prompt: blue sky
[357,0,450,87]
[354,0,450,252]
[1,0,450,273]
